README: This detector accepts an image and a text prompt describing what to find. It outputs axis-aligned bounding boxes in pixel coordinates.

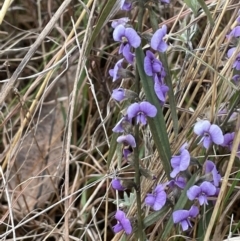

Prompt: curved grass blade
[135,47,171,178]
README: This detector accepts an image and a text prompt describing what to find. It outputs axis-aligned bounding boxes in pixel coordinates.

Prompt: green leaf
[135,47,171,178]
[197,0,214,27]
[183,0,200,15]
[86,0,118,55]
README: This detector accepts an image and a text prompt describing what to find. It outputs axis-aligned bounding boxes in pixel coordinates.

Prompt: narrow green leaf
[160,53,178,136]
[135,47,171,178]
[160,173,198,240]
[197,0,214,27]
[86,0,118,55]
[184,0,199,15]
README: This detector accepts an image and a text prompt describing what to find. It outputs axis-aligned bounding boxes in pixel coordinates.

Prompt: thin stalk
[133,2,145,241]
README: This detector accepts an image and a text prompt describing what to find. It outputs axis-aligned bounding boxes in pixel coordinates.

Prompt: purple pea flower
[113,210,132,235]
[193,120,224,149]
[111,17,129,28]
[154,78,169,104]
[117,134,136,148]
[221,132,235,150]
[145,184,167,211]
[127,101,157,125]
[144,50,163,76]
[226,26,240,39]
[170,143,190,178]
[227,47,240,70]
[113,25,141,63]
[167,176,186,189]
[151,25,168,52]
[109,58,124,82]
[173,205,199,231]
[112,88,126,102]
[204,160,221,187]
[160,0,170,3]
[112,116,131,133]
[232,74,240,84]
[112,178,126,191]
[187,181,216,205]
[120,0,132,11]
[122,43,135,63]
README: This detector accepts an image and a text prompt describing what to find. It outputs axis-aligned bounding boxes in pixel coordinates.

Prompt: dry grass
[0,0,240,240]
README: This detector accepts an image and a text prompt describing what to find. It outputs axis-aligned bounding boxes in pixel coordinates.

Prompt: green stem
[133,2,145,241]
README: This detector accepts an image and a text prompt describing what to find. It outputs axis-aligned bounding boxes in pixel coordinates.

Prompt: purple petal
[179,149,190,171]
[144,53,154,76]
[181,220,190,231]
[121,217,132,234]
[153,191,167,211]
[170,155,181,168]
[127,103,140,119]
[194,120,211,136]
[115,210,125,221]
[113,223,123,233]
[200,181,216,196]
[187,185,201,201]
[111,17,129,28]
[112,117,125,133]
[226,26,240,38]
[112,88,126,102]
[120,0,132,11]
[205,160,221,187]
[203,136,212,149]
[175,176,186,189]
[198,195,207,205]
[137,113,147,125]
[151,25,168,52]
[109,58,124,81]
[112,179,125,191]
[189,205,199,217]
[170,166,180,178]
[145,194,155,206]
[222,132,235,149]
[139,101,157,117]
[209,124,224,145]
[125,28,141,48]
[117,134,136,148]
[173,210,189,223]
[113,25,125,42]
[154,81,169,102]
[227,47,236,58]
[154,184,165,193]
[122,44,135,63]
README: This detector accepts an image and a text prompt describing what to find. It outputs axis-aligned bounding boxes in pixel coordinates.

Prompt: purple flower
[204,160,221,187]
[144,50,163,76]
[227,47,240,70]
[112,116,131,133]
[113,210,132,235]
[160,0,170,3]
[170,144,190,178]
[122,43,135,63]
[109,58,124,82]
[173,205,199,231]
[113,25,141,62]
[111,17,129,28]
[151,25,168,52]
[112,88,126,102]
[193,120,224,149]
[187,181,216,205]
[154,79,169,104]
[112,179,125,191]
[145,184,167,211]
[226,26,240,38]
[120,0,132,11]
[232,74,240,84]
[123,148,132,160]
[221,132,235,150]
[117,134,136,148]
[127,101,157,125]
[167,176,186,189]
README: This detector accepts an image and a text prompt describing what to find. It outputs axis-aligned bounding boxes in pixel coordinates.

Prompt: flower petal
[113,223,123,233]
[113,25,125,42]
[117,134,136,148]
[125,28,141,48]
[112,179,125,191]
[112,88,126,102]
[121,217,132,234]
[122,44,135,63]
[187,185,200,201]
[153,191,167,211]
[189,205,199,218]
[173,210,189,223]
[209,124,224,145]
[179,149,190,171]
[145,194,155,206]
[193,120,211,136]
[127,103,140,119]
[200,181,216,196]
[115,210,125,221]
[139,101,157,117]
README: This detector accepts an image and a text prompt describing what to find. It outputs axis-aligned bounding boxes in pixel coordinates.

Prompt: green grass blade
[135,47,171,178]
